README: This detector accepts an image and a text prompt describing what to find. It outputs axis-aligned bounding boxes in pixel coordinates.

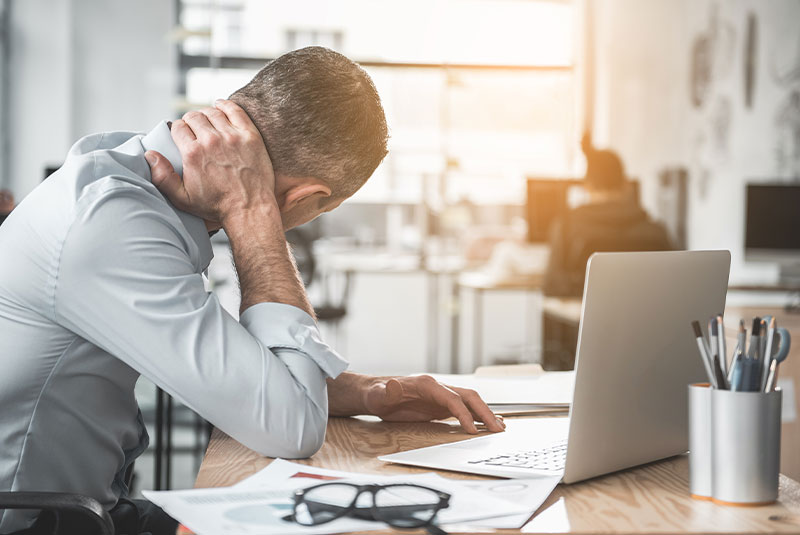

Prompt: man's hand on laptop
[145,99,278,228]
[329,373,505,434]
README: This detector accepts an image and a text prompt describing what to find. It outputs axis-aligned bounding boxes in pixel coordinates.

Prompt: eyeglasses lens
[373,485,442,528]
[294,484,360,526]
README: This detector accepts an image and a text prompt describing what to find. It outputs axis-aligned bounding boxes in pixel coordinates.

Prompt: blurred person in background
[544,134,673,297]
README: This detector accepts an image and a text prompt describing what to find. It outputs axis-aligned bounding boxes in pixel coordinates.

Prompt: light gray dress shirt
[0,121,348,532]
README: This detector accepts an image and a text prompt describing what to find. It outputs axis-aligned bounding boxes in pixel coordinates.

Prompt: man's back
[0,119,349,533]
[0,128,189,530]
[543,199,673,297]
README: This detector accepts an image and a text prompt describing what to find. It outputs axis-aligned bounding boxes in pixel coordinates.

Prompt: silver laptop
[380,250,731,483]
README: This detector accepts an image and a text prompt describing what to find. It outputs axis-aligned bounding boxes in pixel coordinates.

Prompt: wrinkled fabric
[0,122,347,532]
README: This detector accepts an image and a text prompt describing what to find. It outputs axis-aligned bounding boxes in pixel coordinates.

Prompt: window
[177,0,580,205]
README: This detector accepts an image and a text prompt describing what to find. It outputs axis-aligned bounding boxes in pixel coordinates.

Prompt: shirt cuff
[239,302,349,378]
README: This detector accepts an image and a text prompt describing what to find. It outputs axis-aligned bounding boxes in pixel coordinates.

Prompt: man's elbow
[249,397,328,459]
[283,407,326,459]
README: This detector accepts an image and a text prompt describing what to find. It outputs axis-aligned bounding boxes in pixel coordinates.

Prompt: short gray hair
[231,47,389,200]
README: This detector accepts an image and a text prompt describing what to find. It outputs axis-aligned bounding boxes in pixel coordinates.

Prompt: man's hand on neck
[146,101,313,318]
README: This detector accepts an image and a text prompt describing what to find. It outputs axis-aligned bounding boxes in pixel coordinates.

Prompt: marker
[693,321,717,388]
[749,317,761,360]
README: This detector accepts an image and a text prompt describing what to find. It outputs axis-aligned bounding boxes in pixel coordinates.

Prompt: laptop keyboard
[467,439,568,472]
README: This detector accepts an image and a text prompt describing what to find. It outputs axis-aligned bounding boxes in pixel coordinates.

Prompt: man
[544,136,673,298]
[0,47,503,534]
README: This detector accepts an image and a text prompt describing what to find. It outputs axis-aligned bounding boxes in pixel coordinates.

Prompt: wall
[6,0,174,198]
[592,0,800,284]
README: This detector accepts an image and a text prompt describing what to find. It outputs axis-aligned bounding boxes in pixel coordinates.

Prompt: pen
[716,314,727,376]
[761,317,776,392]
[727,341,741,384]
[713,354,728,390]
[729,320,746,384]
[730,346,745,391]
[764,358,778,393]
[737,319,746,358]
[749,317,762,389]
[709,317,718,362]
[692,321,717,388]
[759,318,768,363]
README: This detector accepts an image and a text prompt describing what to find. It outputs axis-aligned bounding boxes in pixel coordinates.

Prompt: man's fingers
[215,99,256,131]
[144,151,190,210]
[199,106,233,133]
[446,395,479,434]
[170,119,196,153]
[182,111,218,141]
[424,381,478,434]
[453,387,505,432]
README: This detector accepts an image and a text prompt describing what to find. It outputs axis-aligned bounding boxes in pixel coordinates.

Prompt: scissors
[762,316,791,392]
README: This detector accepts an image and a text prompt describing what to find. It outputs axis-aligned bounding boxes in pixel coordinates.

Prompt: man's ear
[280,178,332,212]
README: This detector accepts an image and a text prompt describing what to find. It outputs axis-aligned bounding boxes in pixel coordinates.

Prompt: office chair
[0,492,113,535]
[0,462,134,534]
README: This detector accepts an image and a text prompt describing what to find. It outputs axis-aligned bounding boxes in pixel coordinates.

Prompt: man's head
[230,46,389,228]
[584,149,626,193]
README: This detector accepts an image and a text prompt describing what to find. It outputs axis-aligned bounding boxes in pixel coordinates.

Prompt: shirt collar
[140,121,214,272]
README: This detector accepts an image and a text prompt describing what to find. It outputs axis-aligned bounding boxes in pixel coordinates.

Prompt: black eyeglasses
[285,482,451,535]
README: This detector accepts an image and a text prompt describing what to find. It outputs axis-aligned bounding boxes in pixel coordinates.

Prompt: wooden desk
[194,416,800,534]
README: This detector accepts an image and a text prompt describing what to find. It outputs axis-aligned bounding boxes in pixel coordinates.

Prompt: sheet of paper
[146,460,534,534]
[429,371,575,405]
[474,363,544,377]
[488,404,569,416]
[231,459,531,525]
[143,484,380,535]
[452,476,561,529]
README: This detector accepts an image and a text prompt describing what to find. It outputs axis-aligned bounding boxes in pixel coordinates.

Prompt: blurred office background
[1,0,799,491]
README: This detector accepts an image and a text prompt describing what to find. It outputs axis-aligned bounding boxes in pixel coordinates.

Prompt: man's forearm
[223,204,314,317]
[327,372,382,416]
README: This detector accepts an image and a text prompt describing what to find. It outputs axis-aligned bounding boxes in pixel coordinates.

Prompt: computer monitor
[744,183,800,282]
[526,178,581,243]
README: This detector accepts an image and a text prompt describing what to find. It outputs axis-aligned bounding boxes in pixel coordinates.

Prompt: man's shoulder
[66,130,143,158]
[54,130,169,221]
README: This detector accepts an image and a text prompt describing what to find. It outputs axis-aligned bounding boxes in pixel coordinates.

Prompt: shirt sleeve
[53,182,348,458]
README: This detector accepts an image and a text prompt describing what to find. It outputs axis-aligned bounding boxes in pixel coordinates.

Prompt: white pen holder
[688,383,713,499]
[688,384,782,505]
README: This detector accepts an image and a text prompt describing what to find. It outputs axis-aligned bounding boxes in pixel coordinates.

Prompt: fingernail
[214,98,224,106]
[144,152,158,166]
[496,417,506,429]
